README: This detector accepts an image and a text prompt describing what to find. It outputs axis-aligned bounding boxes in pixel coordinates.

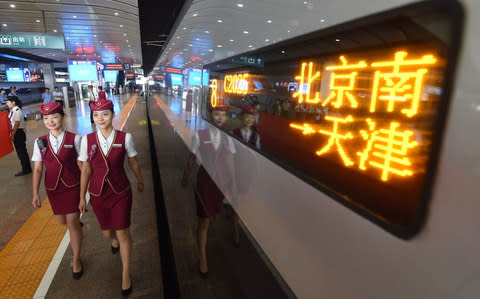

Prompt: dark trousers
[13,129,32,173]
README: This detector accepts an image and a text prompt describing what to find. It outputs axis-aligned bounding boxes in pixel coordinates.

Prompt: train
[158,0,480,298]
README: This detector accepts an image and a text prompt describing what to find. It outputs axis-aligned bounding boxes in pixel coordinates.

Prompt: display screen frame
[201,0,464,239]
[6,68,25,82]
[68,60,98,81]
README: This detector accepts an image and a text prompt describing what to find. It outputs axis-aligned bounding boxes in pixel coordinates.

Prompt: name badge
[112,143,122,148]
[63,144,73,148]
[203,141,212,144]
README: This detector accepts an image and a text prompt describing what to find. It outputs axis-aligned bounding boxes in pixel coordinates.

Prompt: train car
[158,0,480,297]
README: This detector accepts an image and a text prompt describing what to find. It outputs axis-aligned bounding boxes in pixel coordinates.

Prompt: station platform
[0,93,289,298]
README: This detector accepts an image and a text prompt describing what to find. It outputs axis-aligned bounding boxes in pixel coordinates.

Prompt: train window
[201,0,463,238]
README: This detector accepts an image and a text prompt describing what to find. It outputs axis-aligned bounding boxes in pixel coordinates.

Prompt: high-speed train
[155,0,480,297]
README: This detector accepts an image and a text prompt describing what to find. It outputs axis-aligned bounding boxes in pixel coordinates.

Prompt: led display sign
[188,70,202,86]
[68,60,98,81]
[202,1,463,238]
[170,73,183,85]
[6,68,25,82]
[104,63,123,70]
[104,70,118,82]
[166,67,182,74]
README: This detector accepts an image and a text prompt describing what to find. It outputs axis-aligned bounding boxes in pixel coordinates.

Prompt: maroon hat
[212,105,228,112]
[90,99,114,111]
[242,105,256,115]
[40,102,63,115]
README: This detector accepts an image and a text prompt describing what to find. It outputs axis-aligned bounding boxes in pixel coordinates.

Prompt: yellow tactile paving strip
[113,94,138,130]
[0,199,66,298]
[0,95,137,298]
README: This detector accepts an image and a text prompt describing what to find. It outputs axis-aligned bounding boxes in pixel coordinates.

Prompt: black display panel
[201,1,463,238]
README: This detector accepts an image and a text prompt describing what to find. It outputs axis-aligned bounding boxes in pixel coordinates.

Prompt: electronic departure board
[201,1,463,238]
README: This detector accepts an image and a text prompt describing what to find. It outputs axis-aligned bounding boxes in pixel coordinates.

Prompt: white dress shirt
[78,130,137,162]
[191,127,236,155]
[32,131,81,162]
[8,106,24,129]
[239,128,261,150]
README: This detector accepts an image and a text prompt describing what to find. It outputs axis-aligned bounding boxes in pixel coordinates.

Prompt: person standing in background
[97,86,107,101]
[0,89,6,108]
[8,86,17,97]
[87,85,96,124]
[42,88,53,104]
[6,96,32,176]
[53,87,64,106]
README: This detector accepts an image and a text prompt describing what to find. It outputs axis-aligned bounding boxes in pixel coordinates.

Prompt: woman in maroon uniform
[232,105,261,150]
[78,99,143,297]
[31,102,84,280]
[182,105,236,278]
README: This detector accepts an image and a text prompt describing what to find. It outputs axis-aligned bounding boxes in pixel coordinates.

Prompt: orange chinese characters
[293,62,321,104]
[210,79,218,107]
[357,120,418,181]
[322,56,367,109]
[370,51,437,117]
[317,115,355,166]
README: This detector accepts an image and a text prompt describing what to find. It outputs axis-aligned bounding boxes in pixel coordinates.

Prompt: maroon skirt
[195,167,224,218]
[46,182,80,215]
[89,183,132,230]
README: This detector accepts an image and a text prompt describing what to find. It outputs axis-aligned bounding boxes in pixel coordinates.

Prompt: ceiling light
[217,19,223,23]
[229,39,234,42]
[267,20,272,23]
[66,37,69,39]
[176,36,180,39]
[195,38,200,41]
[281,50,286,53]
[183,27,187,30]
[208,49,213,52]
[2,24,7,27]
[217,45,222,47]
[335,38,340,42]
[320,19,325,22]
[36,19,41,23]
[265,39,269,42]
[204,30,209,34]
[189,44,192,46]
[73,15,77,18]
[123,33,127,36]
[248,45,253,48]
[193,13,198,16]
[10,4,15,8]
[53,29,57,32]
[126,40,129,42]
[114,12,119,16]
[304,1,308,4]
[243,30,248,34]
[287,30,291,33]
[237,3,244,7]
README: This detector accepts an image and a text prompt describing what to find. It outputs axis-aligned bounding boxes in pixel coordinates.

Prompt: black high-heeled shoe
[121,283,133,297]
[72,261,83,280]
[111,244,120,254]
[199,269,209,279]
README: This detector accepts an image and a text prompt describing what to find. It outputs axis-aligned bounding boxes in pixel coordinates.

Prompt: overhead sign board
[104,63,123,70]
[231,56,264,67]
[0,33,65,50]
[165,67,182,74]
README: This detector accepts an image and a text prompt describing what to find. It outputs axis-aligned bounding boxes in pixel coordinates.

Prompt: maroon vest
[87,130,131,196]
[40,131,80,191]
[232,128,258,147]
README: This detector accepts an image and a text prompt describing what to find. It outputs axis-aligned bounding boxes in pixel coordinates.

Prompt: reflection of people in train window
[185,89,193,124]
[181,105,237,278]
[252,101,261,125]
[295,102,307,121]
[281,99,290,118]
[272,98,282,116]
[232,105,261,150]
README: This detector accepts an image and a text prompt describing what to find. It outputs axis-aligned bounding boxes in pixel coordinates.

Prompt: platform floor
[0,92,290,298]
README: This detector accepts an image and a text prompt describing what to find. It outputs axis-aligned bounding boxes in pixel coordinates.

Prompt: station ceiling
[0,0,142,64]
